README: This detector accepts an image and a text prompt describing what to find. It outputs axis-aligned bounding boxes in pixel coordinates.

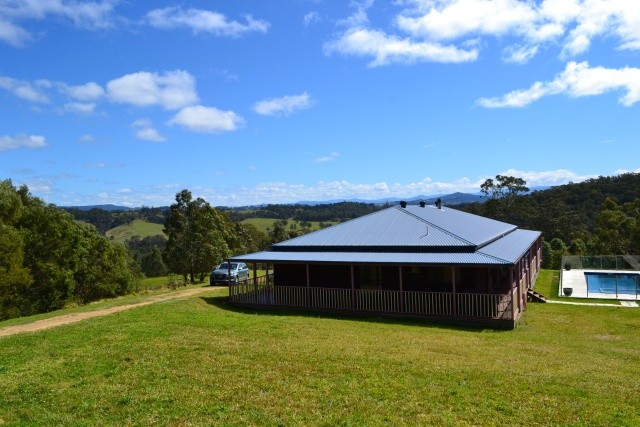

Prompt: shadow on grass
[200,295,504,332]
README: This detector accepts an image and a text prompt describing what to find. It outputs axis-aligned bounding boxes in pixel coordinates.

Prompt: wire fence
[560,255,640,300]
[561,255,640,271]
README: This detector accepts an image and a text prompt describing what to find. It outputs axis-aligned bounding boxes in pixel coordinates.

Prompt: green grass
[241,218,337,234]
[105,219,164,242]
[241,217,277,234]
[534,269,561,299]
[1,271,639,426]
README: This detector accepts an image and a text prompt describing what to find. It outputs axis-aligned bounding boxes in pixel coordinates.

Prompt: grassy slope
[241,218,337,234]
[105,219,164,242]
[1,272,639,426]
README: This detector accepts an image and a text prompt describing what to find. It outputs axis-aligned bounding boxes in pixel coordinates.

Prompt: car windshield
[218,263,238,269]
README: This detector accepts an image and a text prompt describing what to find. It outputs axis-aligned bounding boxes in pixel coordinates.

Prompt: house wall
[273,263,306,286]
[272,262,518,294]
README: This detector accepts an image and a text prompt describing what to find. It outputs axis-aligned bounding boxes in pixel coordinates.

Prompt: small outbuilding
[226,202,541,329]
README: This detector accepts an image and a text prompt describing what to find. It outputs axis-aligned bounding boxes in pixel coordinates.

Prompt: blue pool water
[585,272,640,295]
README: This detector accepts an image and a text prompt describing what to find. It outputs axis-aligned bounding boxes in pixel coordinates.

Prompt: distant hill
[64,204,135,212]
[298,192,483,206]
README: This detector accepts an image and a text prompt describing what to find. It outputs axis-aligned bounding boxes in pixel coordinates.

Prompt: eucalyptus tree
[163,190,230,283]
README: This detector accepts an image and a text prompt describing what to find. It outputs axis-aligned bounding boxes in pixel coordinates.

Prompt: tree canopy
[163,190,231,283]
[0,180,139,320]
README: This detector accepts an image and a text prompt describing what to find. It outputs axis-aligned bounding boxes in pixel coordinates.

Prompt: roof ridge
[475,250,511,264]
[394,205,476,247]
[273,205,397,247]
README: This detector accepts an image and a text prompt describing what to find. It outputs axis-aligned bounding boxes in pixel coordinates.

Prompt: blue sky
[1,0,639,207]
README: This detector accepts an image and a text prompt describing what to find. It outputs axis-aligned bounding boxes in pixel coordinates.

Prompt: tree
[268,219,292,243]
[1,182,139,316]
[480,175,529,201]
[126,235,168,277]
[590,197,634,255]
[73,223,139,304]
[163,190,230,283]
[549,238,568,270]
[0,223,32,320]
[479,175,529,220]
[541,240,553,269]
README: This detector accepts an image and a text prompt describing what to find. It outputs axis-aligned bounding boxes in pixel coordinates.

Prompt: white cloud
[132,118,166,142]
[189,168,593,206]
[303,11,321,27]
[0,17,31,47]
[0,76,49,102]
[615,168,640,174]
[107,70,198,110]
[168,105,244,133]
[64,102,97,114]
[59,81,104,101]
[478,61,640,108]
[146,7,269,37]
[33,167,608,207]
[327,1,640,66]
[397,0,537,41]
[502,44,539,64]
[496,168,594,186]
[324,27,478,66]
[84,162,106,169]
[78,134,95,143]
[253,92,314,116]
[314,152,340,163]
[0,134,46,151]
[0,0,116,46]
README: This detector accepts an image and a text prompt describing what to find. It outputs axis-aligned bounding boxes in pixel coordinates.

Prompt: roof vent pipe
[435,198,442,209]
[400,201,407,208]
[419,201,426,208]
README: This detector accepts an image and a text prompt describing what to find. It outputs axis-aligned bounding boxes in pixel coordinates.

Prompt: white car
[210,262,250,285]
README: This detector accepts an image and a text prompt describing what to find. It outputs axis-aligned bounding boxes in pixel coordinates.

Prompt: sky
[1,0,639,207]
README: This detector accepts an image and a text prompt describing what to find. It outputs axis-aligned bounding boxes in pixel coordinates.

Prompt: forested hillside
[460,173,640,267]
[0,180,138,320]
[62,206,168,234]
[226,201,383,222]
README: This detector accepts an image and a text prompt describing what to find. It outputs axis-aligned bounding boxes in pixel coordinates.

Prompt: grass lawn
[1,271,639,426]
[105,219,164,242]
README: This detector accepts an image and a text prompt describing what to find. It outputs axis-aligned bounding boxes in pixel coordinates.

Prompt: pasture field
[241,217,337,234]
[1,271,639,426]
[105,219,164,242]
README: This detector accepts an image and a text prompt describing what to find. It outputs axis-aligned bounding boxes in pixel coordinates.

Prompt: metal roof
[274,205,516,250]
[229,250,511,265]
[477,229,542,264]
[228,204,541,266]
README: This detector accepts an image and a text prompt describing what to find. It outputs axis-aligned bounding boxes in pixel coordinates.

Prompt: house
[226,201,542,329]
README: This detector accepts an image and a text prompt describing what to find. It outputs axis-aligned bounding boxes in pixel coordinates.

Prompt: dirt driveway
[0,287,219,338]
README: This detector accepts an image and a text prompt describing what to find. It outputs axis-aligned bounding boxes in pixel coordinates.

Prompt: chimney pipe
[419,201,426,208]
[435,198,442,209]
[400,201,407,208]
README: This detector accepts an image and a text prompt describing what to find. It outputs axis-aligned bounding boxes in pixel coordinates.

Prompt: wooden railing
[229,283,514,320]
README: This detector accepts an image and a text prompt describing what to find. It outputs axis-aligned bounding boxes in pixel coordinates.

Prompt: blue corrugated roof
[230,250,511,265]
[228,204,540,266]
[275,206,470,248]
[478,229,541,263]
[274,205,516,249]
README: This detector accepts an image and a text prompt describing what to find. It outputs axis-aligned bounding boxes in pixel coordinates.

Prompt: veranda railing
[229,281,514,320]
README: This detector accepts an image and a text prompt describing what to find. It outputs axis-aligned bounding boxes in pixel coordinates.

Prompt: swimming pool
[585,272,640,296]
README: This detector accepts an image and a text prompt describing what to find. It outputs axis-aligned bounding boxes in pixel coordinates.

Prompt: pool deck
[560,269,640,300]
